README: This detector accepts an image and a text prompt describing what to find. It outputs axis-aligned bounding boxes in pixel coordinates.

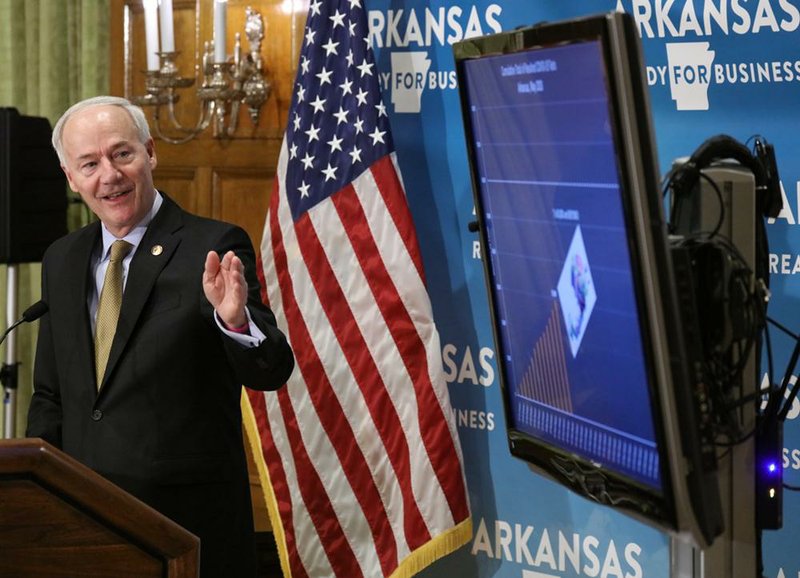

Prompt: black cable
[675,232,768,439]
[762,321,776,415]
[768,316,799,340]
[661,165,679,199]
[774,332,800,422]
[725,385,774,411]
[762,318,800,422]
[745,134,763,150]
[714,425,757,448]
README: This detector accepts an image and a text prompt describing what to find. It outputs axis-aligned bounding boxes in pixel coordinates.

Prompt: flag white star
[348,0,362,8]
[305,28,316,45]
[356,59,374,77]
[369,127,386,145]
[322,163,338,181]
[346,49,354,67]
[300,55,310,74]
[349,20,357,36]
[309,0,322,16]
[310,95,326,114]
[293,112,302,130]
[305,124,321,142]
[298,180,311,198]
[296,84,306,103]
[333,107,349,125]
[375,101,387,117]
[289,142,298,159]
[327,134,344,153]
[301,152,315,170]
[329,9,346,29]
[353,118,365,134]
[349,146,362,163]
[316,67,333,86]
[355,88,368,106]
[322,38,339,56]
[339,78,353,95]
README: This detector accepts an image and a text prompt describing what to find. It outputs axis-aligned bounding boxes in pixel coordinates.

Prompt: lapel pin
[151,245,163,256]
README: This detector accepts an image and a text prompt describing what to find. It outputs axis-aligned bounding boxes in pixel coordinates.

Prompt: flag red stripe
[370,156,426,284]
[268,198,365,578]
[277,385,361,577]
[256,248,269,306]
[255,239,310,578]
[294,195,433,548]
[335,165,470,524]
[254,213,312,578]
[246,388,311,578]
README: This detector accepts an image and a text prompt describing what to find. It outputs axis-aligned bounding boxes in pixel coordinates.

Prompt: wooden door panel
[213,169,274,250]
[153,166,210,217]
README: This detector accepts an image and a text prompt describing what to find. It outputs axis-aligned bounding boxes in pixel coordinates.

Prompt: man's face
[61,105,157,238]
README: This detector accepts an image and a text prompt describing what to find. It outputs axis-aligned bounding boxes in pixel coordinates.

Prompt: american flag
[247,0,472,576]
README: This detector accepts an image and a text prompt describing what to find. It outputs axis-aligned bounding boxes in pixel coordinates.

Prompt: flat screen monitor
[453,11,723,546]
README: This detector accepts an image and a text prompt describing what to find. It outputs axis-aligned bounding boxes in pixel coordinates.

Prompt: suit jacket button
[91,409,103,421]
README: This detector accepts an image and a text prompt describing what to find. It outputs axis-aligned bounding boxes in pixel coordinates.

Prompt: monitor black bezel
[453,11,722,546]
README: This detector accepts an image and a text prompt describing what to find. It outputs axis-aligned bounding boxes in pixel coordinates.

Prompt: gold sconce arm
[132,5,270,144]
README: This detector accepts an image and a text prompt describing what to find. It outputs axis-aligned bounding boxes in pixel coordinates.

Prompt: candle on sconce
[214,0,228,63]
[143,0,160,71]
[159,0,175,53]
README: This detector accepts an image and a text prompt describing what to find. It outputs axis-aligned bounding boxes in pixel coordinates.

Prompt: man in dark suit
[26,96,295,578]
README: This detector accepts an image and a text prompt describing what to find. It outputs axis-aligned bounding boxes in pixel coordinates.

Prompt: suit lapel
[98,196,184,391]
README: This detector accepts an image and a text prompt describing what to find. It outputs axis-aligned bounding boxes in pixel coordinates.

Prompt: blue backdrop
[366,1,800,576]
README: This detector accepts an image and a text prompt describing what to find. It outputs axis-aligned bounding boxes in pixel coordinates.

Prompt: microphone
[0,300,49,348]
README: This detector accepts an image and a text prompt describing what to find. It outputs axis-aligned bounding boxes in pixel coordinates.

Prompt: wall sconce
[132,0,270,144]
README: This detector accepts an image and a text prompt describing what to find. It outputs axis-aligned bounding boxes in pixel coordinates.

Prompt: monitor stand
[670,163,758,578]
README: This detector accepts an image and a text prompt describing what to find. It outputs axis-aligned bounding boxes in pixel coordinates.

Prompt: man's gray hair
[51,96,152,165]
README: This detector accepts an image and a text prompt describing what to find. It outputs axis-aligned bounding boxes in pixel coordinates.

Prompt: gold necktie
[95,240,132,387]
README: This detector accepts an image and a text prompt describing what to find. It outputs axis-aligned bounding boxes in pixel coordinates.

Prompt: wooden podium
[0,438,199,577]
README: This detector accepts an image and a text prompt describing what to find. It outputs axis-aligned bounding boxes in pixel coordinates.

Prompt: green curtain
[0,0,109,437]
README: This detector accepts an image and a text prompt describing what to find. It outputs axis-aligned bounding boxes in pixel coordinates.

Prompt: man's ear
[62,166,78,193]
[146,137,157,170]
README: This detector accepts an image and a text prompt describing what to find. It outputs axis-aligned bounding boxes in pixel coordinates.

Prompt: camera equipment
[667,135,782,538]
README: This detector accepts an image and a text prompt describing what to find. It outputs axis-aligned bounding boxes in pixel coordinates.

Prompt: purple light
[768,463,777,473]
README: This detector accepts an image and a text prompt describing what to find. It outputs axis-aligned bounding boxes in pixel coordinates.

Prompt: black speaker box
[0,107,68,264]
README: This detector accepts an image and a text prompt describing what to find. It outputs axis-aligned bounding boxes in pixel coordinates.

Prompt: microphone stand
[2,264,18,438]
